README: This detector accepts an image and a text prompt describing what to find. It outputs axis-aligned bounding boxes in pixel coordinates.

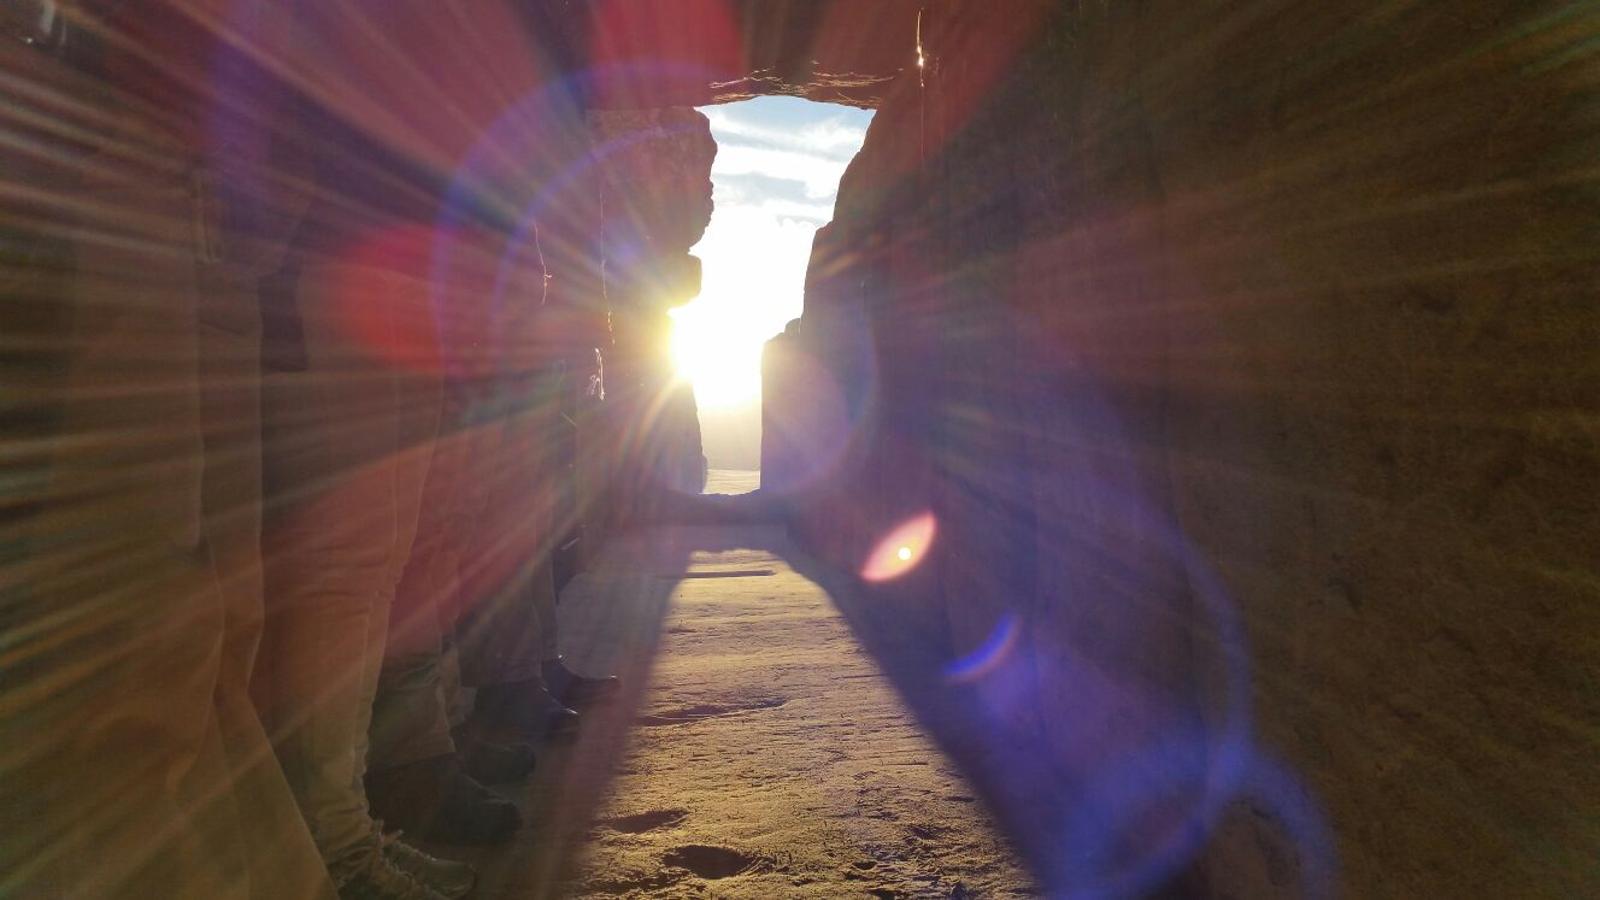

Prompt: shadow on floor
[429,527,694,899]
[455,496,1193,897]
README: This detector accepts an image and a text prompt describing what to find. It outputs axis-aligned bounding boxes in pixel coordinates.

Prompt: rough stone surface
[531,0,922,109]
[590,108,716,505]
[589,108,717,260]
[773,2,1600,897]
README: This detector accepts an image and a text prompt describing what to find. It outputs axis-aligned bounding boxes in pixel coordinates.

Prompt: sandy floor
[703,468,760,495]
[458,522,1033,898]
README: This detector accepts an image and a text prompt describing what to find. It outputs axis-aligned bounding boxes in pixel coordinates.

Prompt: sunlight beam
[671,98,871,417]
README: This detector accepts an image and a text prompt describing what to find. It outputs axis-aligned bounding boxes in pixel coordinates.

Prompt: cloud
[714,181,834,224]
[750,197,835,224]
[711,143,850,199]
[703,107,868,160]
[702,102,871,201]
[796,118,873,155]
[714,172,837,221]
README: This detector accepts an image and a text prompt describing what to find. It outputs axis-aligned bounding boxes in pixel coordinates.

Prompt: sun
[669,301,764,410]
[671,199,817,411]
[673,98,871,418]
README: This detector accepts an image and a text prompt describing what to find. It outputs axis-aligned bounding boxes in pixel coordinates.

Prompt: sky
[672,96,874,470]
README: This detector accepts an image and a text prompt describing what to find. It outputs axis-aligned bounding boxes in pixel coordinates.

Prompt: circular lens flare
[943,613,1022,684]
[861,512,937,582]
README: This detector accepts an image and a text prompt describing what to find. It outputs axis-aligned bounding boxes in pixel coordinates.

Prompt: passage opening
[670,97,872,493]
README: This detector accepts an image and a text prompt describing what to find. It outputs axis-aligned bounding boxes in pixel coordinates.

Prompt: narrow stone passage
[562,523,1034,898]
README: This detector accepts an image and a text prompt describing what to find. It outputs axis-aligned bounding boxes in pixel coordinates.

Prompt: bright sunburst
[670,300,764,410]
[670,187,817,411]
[671,99,871,417]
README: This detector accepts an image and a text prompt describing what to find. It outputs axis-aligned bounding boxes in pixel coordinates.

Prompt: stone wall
[590,107,716,508]
[775,2,1600,897]
[528,0,921,108]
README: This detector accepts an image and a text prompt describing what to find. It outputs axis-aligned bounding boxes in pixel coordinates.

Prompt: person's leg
[262,371,402,875]
[456,560,551,692]
[262,251,478,900]
[366,287,484,898]
[6,162,240,899]
[454,374,565,685]
[369,432,466,776]
[456,377,614,735]
[363,380,520,847]
[362,369,441,773]
[452,385,573,742]
[368,599,457,776]
[259,259,431,884]
[370,424,534,787]
[454,398,549,693]
[198,267,337,900]
[511,377,619,703]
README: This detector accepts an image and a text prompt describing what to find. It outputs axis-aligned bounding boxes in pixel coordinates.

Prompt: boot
[365,755,520,846]
[541,656,621,706]
[471,679,580,742]
[334,846,448,900]
[382,836,476,900]
[456,733,537,785]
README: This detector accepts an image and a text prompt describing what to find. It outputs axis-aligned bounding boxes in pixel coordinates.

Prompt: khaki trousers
[200,269,338,900]
[369,374,564,770]
[5,168,231,899]
[258,257,441,874]
[3,160,327,897]
[368,418,482,770]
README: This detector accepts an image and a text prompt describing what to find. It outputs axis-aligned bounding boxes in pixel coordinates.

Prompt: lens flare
[327,225,443,372]
[943,613,1022,684]
[861,512,937,582]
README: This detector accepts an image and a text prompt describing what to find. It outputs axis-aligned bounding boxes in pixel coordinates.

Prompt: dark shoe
[382,837,476,900]
[456,734,537,785]
[335,848,448,900]
[542,701,581,739]
[541,657,621,706]
[472,679,581,742]
[366,755,520,846]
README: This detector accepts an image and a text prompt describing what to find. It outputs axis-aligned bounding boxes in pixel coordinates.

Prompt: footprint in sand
[600,809,689,834]
[661,845,763,879]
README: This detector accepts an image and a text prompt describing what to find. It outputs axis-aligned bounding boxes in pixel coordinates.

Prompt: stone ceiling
[523,0,924,108]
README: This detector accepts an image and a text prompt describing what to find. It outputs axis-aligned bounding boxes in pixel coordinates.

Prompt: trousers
[367,416,484,770]
[201,267,337,900]
[258,253,441,875]
[455,374,564,689]
[368,371,565,770]
[1,138,332,897]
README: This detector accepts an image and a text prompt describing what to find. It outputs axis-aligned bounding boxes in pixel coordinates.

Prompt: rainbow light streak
[942,613,1022,684]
